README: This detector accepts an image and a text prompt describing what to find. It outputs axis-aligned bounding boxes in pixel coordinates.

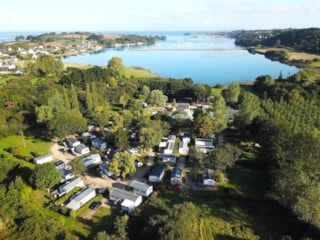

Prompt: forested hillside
[234,28,320,53]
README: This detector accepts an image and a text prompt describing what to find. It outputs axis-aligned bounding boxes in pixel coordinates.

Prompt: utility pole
[21,130,26,148]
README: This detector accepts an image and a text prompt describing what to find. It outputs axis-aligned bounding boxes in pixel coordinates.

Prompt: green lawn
[125,66,159,78]
[0,135,52,161]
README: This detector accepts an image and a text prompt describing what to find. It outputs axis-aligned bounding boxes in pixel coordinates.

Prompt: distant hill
[232,28,320,54]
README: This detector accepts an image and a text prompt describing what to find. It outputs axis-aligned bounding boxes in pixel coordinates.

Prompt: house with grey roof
[129,180,153,197]
[66,187,96,211]
[109,188,142,213]
[58,177,84,197]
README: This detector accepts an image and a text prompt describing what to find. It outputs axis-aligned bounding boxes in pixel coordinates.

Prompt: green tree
[142,85,150,100]
[114,214,129,240]
[194,115,214,138]
[211,143,241,171]
[108,57,125,83]
[108,152,135,179]
[115,129,129,151]
[85,83,94,113]
[139,119,169,150]
[211,95,228,132]
[94,231,111,240]
[157,202,199,240]
[63,86,71,110]
[35,105,53,123]
[47,111,87,139]
[237,92,261,124]
[147,89,168,107]
[31,55,63,77]
[30,163,60,190]
[192,83,207,103]
[70,84,80,111]
[71,157,86,176]
[222,81,241,104]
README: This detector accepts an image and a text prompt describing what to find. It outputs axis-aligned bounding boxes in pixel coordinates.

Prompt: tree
[222,81,240,104]
[35,105,53,123]
[30,163,60,190]
[114,215,129,240]
[115,129,129,151]
[108,152,136,179]
[211,95,228,132]
[47,111,87,139]
[94,231,111,240]
[194,115,214,138]
[157,202,199,240]
[210,143,241,171]
[147,90,168,107]
[237,92,261,124]
[70,84,80,111]
[108,57,125,83]
[31,55,63,77]
[142,85,150,100]
[139,119,169,150]
[71,157,86,176]
[192,83,207,103]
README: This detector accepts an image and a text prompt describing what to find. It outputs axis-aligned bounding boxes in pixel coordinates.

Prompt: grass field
[254,47,320,61]
[125,66,160,78]
[0,134,52,162]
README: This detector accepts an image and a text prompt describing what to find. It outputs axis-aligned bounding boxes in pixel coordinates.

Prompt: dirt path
[50,143,75,165]
[82,172,129,189]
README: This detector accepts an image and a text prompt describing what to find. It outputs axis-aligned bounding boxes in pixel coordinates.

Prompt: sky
[1,0,319,32]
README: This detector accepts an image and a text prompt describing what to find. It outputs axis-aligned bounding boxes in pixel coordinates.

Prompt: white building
[195,138,215,153]
[33,153,53,165]
[82,154,101,168]
[66,187,96,211]
[74,144,90,155]
[170,167,183,185]
[58,177,84,197]
[129,180,153,197]
[109,188,142,213]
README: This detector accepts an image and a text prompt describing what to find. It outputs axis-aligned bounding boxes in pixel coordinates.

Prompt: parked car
[171,184,182,191]
[89,201,102,210]
[110,175,121,181]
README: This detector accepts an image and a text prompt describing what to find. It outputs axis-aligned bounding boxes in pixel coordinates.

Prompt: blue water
[0,31,299,85]
[62,33,298,85]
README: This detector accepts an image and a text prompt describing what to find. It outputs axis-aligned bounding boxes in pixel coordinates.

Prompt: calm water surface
[63,33,298,85]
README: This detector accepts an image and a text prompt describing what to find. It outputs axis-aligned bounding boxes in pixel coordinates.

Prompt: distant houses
[33,153,53,165]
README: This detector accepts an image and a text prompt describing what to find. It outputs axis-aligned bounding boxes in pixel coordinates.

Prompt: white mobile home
[109,188,142,213]
[66,187,96,211]
[58,177,84,197]
[129,180,153,197]
[33,153,53,165]
[82,154,101,168]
